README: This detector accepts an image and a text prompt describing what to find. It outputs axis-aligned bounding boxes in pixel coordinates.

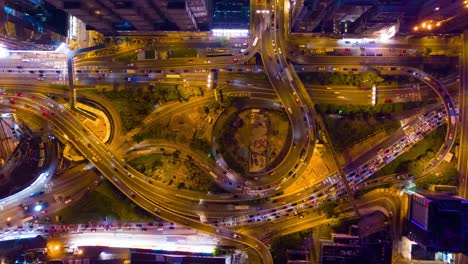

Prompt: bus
[207,52,232,57]
[449,108,457,125]
[234,205,249,210]
[165,74,181,79]
[38,158,45,168]
[252,37,259,47]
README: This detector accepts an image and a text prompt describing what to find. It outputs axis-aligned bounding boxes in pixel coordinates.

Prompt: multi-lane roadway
[0,2,463,263]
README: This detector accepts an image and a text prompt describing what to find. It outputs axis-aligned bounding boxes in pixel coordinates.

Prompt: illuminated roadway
[0,5,462,264]
[3,92,273,262]
[0,85,454,263]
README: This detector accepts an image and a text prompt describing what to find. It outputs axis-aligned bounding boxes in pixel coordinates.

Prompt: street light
[47,241,63,258]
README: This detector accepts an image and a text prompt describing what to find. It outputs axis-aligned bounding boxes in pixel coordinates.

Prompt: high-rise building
[406,191,468,254]
[187,0,210,30]
[45,0,205,34]
[0,0,67,49]
[291,0,335,33]
[289,0,432,35]
[352,5,402,35]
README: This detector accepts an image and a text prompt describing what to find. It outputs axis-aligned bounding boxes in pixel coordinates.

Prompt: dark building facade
[320,233,361,264]
[406,191,468,254]
[45,0,209,34]
[0,0,67,49]
[290,0,432,35]
[291,0,335,33]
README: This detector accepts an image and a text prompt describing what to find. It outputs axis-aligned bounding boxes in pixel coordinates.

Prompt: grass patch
[298,70,418,87]
[113,52,137,63]
[315,101,438,116]
[101,85,189,131]
[128,153,163,173]
[323,116,399,152]
[354,183,391,198]
[316,102,438,151]
[58,181,153,224]
[168,48,198,58]
[48,84,68,90]
[317,200,339,218]
[415,162,458,190]
[373,124,447,178]
[128,153,225,193]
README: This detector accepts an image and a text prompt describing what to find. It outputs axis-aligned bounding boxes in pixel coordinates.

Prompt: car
[233,233,241,239]
[29,191,44,198]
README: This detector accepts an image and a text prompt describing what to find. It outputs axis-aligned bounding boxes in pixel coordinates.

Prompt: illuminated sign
[68,15,78,40]
[212,29,249,37]
[0,45,9,58]
[380,25,396,41]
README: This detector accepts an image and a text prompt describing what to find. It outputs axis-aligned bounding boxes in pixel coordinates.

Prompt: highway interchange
[0,0,466,263]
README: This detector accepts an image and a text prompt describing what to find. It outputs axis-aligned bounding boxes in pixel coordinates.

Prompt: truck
[325,48,334,53]
[450,116,456,125]
[22,216,34,223]
[126,69,136,74]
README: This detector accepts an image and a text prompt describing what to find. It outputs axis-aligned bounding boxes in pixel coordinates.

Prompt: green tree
[132,133,145,143]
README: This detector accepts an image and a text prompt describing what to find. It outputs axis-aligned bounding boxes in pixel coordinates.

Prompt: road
[0,4,463,263]
[457,30,468,200]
